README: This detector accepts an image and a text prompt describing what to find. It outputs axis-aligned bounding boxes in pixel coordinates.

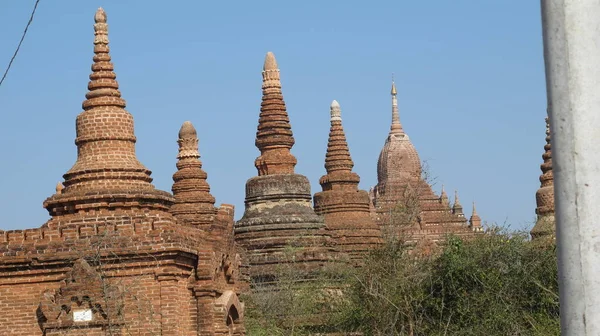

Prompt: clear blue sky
[0,1,546,231]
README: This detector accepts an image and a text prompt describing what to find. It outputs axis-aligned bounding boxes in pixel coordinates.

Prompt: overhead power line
[0,0,41,88]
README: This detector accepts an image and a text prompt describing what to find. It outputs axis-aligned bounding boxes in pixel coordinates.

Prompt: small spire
[390,76,404,135]
[440,185,449,207]
[532,115,555,240]
[470,201,482,232]
[323,100,355,175]
[171,121,216,228]
[84,7,124,110]
[254,51,297,176]
[454,190,461,207]
[452,190,464,216]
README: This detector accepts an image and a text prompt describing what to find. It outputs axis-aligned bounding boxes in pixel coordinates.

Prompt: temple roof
[376,79,421,184]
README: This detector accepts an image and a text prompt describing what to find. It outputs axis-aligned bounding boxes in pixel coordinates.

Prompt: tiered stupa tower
[372,79,479,242]
[43,8,173,219]
[170,121,217,230]
[531,116,555,241]
[235,52,333,283]
[314,100,383,261]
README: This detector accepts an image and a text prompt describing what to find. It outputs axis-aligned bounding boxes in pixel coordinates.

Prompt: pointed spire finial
[454,190,461,206]
[263,51,278,71]
[440,185,449,207]
[177,121,200,160]
[95,8,107,23]
[452,190,464,216]
[93,8,109,45]
[469,201,482,231]
[389,76,403,135]
[330,100,341,121]
[179,121,197,140]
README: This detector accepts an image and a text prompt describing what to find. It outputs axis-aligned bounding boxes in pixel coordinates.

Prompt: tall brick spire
[236,52,334,284]
[320,100,360,188]
[170,121,217,229]
[531,116,555,241]
[254,52,298,176]
[323,100,356,181]
[44,8,173,216]
[314,100,383,260]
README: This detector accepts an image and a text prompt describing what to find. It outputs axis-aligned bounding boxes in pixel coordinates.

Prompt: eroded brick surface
[0,8,244,335]
[235,52,335,284]
[313,101,383,262]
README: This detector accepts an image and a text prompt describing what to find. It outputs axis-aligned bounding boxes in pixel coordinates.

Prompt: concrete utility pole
[541,1,600,334]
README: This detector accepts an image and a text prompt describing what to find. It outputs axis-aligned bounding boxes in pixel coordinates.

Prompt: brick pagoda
[371,80,482,242]
[314,100,383,261]
[234,52,334,283]
[0,9,244,335]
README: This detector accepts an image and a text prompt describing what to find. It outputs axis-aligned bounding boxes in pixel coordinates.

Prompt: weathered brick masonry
[313,100,383,262]
[371,81,483,246]
[0,8,244,335]
[234,52,336,284]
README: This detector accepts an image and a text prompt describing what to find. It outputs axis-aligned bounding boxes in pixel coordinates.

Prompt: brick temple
[0,8,489,335]
[370,80,483,246]
[0,9,244,335]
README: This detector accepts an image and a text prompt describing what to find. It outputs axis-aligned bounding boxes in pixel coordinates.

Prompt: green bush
[244,228,559,335]
[337,228,559,336]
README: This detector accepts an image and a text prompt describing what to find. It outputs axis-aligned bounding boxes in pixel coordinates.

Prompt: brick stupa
[314,100,383,261]
[235,52,333,283]
[0,9,245,335]
[371,80,481,242]
[43,8,173,216]
[530,116,555,241]
[171,121,217,230]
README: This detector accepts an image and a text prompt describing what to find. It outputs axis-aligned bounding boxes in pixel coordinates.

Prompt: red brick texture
[0,8,244,335]
[235,52,335,284]
[313,101,383,261]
